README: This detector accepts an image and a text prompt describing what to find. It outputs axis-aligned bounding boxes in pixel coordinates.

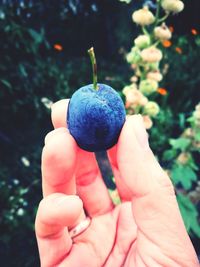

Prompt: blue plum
[67,83,126,152]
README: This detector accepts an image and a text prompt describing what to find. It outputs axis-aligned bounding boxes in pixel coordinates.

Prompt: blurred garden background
[0,0,200,266]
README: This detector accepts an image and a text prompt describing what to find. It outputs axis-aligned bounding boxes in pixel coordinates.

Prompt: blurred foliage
[165,105,200,238]
[120,0,200,245]
[0,3,129,266]
[0,1,200,266]
[163,34,200,112]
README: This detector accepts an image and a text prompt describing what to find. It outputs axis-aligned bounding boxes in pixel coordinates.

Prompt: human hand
[35,99,199,267]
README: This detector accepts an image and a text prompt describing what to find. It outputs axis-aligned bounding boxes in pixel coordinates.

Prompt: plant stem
[153,40,161,47]
[88,47,98,90]
[142,26,149,36]
[155,0,161,24]
[157,13,169,24]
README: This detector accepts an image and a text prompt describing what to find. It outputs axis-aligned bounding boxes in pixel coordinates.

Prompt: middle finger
[42,128,77,197]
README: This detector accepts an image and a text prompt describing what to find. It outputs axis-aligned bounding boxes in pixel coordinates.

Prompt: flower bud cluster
[134,35,150,49]
[161,0,184,14]
[171,103,200,202]
[154,23,172,41]
[123,0,184,129]
[143,101,160,117]
[147,70,163,82]
[132,6,155,26]
[180,103,200,151]
[141,47,163,62]
[177,152,190,165]
[188,181,200,204]
[139,79,158,95]
[193,103,200,127]
[123,84,148,108]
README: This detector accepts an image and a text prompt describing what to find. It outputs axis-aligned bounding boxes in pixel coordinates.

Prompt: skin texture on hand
[35,99,199,267]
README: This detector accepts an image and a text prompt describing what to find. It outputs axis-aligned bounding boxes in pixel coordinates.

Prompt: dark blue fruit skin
[67,83,126,152]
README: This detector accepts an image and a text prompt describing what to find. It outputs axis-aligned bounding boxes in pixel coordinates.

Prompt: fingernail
[133,115,149,149]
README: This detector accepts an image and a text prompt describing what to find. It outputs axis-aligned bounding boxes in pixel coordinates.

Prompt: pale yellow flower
[134,35,151,49]
[132,6,155,26]
[144,101,160,117]
[154,23,172,40]
[141,47,163,63]
[142,115,153,129]
[147,71,163,82]
[161,0,184,13]
[139,79,158,95]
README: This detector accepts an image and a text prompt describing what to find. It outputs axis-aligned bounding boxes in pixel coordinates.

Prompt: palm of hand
[60,202,137,267]
[35,100,199,267]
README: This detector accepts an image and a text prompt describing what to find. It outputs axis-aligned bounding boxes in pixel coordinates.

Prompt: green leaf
[19,64,28,77]
[177,36,188,46]
[169,137,191,151]
[0,79,11,88]
[163,149,177,161]
[187,116,195,123]
[195,132,200,142]
[188,157,199,171]
[171,165,197,189]
[177,194,198,214]
[28,29,43,44]
[177,194,200,238]
[178,113,185,129]
[195,36,200,47]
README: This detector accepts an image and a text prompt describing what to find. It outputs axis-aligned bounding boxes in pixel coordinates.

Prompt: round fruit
[67,83,126,152]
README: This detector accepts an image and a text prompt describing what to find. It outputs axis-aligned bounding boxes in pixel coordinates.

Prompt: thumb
[117,115,199,265]
[35,193,84,267]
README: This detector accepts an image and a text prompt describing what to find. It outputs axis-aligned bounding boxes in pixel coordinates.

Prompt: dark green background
[0,1,200,266]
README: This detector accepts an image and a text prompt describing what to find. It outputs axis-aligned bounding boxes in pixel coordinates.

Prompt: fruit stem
[88,47,98,90]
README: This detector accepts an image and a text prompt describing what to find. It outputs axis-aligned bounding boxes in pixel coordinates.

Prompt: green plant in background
[0,9,70,124]
[0,4,129,266]
[117,0,200,240]
[123,0,184,129]
[0,1,200,265]
[162,32,200,112]
[0,8,72,266]
[163,103,200,237]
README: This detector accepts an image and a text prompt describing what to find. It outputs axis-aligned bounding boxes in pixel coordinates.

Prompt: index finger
[51,99,114,217]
